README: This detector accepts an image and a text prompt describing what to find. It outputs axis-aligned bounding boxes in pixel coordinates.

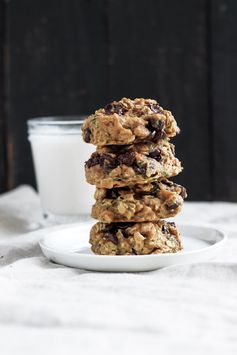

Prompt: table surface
[1,186,237,355]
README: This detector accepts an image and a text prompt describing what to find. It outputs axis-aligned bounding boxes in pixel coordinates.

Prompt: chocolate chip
[133,164,147,176]
[86,151,139,172]
[143,119,167,143]
[153,119,166,134]
[118,151,136,166]
[104,232,118,245]
[106,188,120,199]
[100,154,118,172]
[114,104,127,115]
[165,201,181,211]
[149,149,162,161]
[116,223,134,229]
[85,153,118,171]
[162,225,170,234]
[103,223,135,243]
[104,103,113,114]
[147,103,162,113]
[85,153,101,168]
[103,223,115,232]
[84,128,91,143]
[104,103,127,115]
[161,179,173,187]
[149,119,157,128]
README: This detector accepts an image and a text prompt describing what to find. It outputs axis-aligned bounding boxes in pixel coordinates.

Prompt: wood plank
[211,0,237,200]
[5,0,108,189]
[0,0,6,192]
[107,0,211,200]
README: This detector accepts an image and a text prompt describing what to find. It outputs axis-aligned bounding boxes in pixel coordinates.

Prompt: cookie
[90,221,182,255]
[92,179,187,222]
[82,98,180,146]
[85,140,182,188]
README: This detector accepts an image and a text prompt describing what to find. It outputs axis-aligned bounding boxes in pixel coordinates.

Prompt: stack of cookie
[82,98,187,255]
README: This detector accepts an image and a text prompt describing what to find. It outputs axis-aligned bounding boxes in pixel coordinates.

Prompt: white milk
[28,121,94,218]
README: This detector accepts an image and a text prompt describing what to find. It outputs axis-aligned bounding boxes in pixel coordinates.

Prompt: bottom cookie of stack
[90,221,182,255]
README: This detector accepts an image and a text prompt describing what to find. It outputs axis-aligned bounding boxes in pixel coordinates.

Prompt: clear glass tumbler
[27,116,95,224]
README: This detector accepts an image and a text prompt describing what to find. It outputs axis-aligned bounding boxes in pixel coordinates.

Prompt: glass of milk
[27,116,95,224]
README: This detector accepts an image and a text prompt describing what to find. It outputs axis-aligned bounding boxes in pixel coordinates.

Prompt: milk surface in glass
[28,117,94,222]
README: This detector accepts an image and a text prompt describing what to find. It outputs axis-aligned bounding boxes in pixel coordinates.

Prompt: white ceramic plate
[39,222,227,272]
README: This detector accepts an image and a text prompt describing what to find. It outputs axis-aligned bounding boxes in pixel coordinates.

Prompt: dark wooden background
[0,0,237,201]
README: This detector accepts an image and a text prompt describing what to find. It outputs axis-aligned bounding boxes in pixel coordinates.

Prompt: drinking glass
[27,116,94,224]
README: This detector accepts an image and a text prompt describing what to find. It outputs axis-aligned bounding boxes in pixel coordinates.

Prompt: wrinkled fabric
[0,186,237,355]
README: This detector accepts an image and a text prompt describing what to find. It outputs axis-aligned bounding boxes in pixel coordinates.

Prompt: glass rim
[27,116,87,136]
[27,115,85,126]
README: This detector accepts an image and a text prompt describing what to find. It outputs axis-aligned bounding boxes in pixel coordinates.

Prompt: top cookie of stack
[82,97,180,146]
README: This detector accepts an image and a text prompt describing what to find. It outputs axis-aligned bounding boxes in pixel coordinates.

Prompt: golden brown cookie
[90,221,182,255]
[85,140,182,188]
[82,98,180,146]
[92,179,187,222]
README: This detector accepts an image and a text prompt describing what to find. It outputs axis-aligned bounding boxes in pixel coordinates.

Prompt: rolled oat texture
[89,221,183,255]
[82,98,180,146]
[92,179,187,223]
[83,98,186,256]
[85,140,182,188]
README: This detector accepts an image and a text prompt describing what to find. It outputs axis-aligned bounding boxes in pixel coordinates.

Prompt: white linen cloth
[0,186,237,355]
